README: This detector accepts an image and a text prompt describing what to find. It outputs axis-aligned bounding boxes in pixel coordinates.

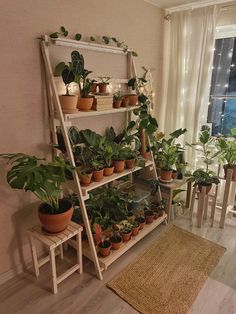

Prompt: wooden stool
[190,184,218,228]
[219,169,236,228]
[28,221,83,294]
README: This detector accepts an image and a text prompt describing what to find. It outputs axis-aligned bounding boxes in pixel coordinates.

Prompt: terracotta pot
[123,94,138,107]
[92,169,104,182]
[98,241,111,257]
[172,170,177,179]
[38,200,73,234]
[103,227,112,238]
[121,230,132,242]
[114,160,125,173]
[91,83,97,93]
[145,210,155,224]
[153,211,159,220]
[198,183,212,195]
[77,97,93,111]
[113,100,122,108]
[59,95,78,113]
[104,166,114,176]
[79,172,92,186]
[125,159,135,169]
[127,212,135,223]
[141,151,151,159]
[93,233,102,245]
[136,217,145,230]
[132,225,140,236]
[98,83,108,94]
[110,236,122,250]
[160,169,173,181]
[223,165,236,181]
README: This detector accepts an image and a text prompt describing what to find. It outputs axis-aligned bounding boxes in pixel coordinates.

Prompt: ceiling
[146,0,209,9]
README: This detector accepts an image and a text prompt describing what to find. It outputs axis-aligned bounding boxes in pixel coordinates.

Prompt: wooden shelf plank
[69,214,167,270]
[64,160,154,199]
[51,38,129,55]
[63,106,139,120]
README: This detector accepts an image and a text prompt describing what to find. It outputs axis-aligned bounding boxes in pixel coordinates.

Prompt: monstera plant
[0,153,74,233]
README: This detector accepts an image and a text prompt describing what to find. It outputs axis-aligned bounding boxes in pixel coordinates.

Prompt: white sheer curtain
[160,5,218,163]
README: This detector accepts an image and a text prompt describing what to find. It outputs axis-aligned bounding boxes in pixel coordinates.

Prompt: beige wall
[0,0,164,279]
[217,1,236,25]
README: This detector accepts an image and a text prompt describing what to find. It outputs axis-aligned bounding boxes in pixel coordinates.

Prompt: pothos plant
[216,128,236,168]
[128,77,147,95]
[49,26,68,38]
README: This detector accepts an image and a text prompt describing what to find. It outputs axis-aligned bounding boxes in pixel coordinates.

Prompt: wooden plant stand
[28,221,83,294]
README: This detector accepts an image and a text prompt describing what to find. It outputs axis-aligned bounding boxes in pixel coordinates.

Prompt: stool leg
[29,236,39,277]
[197,187,206,228]
[76,233,83,274]
[59,244,63,260]
[203,195,208,220]
[49,249,58,294]
[211,184,218,227]
[190,186,197,222]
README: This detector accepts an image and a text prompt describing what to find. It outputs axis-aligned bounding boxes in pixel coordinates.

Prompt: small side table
[28,221,83,294]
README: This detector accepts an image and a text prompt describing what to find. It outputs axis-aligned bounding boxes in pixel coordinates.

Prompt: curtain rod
[166,0,234,13]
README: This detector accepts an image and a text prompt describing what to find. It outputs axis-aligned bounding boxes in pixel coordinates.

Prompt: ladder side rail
[40,36,103,280]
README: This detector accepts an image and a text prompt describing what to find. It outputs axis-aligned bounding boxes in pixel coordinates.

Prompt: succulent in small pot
[132,221,140,236]
[145,210,155,224]
[98,77,110,94]
[121,227,132,242]
[98,240,112,257]
[135,216,145,229]
[113,91,123,108]
[110,232,122,250]
[0,154,75,233]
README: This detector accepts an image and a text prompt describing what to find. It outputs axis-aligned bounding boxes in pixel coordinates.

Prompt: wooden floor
[1,210,236,314]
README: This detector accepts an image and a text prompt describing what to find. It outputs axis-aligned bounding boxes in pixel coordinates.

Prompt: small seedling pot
[136,217,145,230]
[145,210,155,224]
[92,169,104,182]
[114,160,125,173]
[110,235,122,250]
[104,166,114,176]
[132,223,140,236]
[98,83,108,94]
[125,158,135,169]
[123,94,138,106]
[77,97,93,111]
[121,230,132,242]
[113,100,122,108]
[98,240,111,257]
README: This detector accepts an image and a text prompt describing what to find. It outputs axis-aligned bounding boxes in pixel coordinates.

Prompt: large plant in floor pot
[187,169,220,194]
[1,154,74,233]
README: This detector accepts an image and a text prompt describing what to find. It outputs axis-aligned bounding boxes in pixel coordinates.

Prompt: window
[207,28,236,136]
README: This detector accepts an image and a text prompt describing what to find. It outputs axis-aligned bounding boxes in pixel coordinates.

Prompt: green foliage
[0,153,74,212]
[187,169,220,186]
[128,77,147,92]
[159,141,179,171]
[75,33,82,41]
[102,36,110,45]
[90,36,95,41]
[113,91,123,101]
[49,26,68,38]
[216,129,236,167]
[98,76,110,84]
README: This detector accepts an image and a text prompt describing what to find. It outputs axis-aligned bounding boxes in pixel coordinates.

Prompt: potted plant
[112,145,129,173]
[110,231,122,250]
[91,223,102,245]
[216,128,236,180]
[98,239,112,257]
[0,153,74,233]
[91,80,98,93]
[91,157,104,182]
[55,59,78,114]
[187,130,220,193]
[98,77,110,94]
[121,227,132,242]
[135,216,145,229]
[159,142,179,181]
[113,91,123,108]
[72,51,94,111]
[124,77,147,106]
[103,141,115,176]
[145,209,155,224]
[77,146,93,186]
[131,221,140,236]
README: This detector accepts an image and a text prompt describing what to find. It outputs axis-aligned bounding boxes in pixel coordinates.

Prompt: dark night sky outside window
[207,37,236,135]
